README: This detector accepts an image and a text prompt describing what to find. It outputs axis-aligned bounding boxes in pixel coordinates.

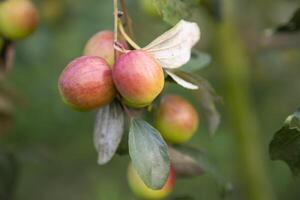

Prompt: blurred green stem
[118,21,141,49]
[214,0,275,199]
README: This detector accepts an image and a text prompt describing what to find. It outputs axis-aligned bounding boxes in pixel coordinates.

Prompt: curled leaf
[93,101,125,165]
[128,118,170,189]
[166,70,199,90]
[168,146,202,177]
[143,20,200,69]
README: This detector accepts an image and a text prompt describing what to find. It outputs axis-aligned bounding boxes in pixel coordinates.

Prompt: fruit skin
[58,56,116,111]
[112,50,164,108]
[0,0,38,40]
[155,95,199,144]
[127,163,175,200]
[83,31,128,66]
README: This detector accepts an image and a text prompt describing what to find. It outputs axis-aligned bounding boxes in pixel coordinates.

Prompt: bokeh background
[1,0,300,199]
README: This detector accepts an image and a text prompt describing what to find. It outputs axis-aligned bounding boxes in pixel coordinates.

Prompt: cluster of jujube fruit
[0,0,38,40]
[58,30,164,111]
[58,27,199,198]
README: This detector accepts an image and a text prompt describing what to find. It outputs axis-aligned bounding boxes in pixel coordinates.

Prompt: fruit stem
[122,103,133,118]
[118,21,141,49]
[120,0,134,38]
[113,0,119,61]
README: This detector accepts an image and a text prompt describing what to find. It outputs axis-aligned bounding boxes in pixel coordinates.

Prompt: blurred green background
[1,0,300,199]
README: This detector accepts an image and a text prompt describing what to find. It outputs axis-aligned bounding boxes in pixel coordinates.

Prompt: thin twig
[122,103,134,118]
[113,0,119,61]
[120,0,134,38]
[118,21,141,49]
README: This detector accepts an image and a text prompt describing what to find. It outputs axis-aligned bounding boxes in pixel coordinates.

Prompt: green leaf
[275,8,300,33]
[166,70,221,135]
[153,0,201,25]
[93,101,125,165]
[269,108,300,175]
[180,51,211,72]
[128,118,170,189]
[201,0,223,21]
[174,145,233,197]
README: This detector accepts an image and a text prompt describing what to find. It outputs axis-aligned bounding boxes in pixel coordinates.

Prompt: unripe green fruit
[83,31,128,66]
[58,56,116,111]
[112,50,164,108]
[127,163,175,200]
[155,95,199,144]
[0,0,38,40]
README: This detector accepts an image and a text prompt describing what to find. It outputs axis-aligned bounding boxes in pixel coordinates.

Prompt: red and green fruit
[58,56,116,111]
[112,50,164,108]
[155,95,199,144]
[84,30,127,66]
[127,163,175,200]
[0,0,38,40]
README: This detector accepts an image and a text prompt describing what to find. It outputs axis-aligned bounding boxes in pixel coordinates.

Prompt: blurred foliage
[153,0,201,25]
[0,150,18,200]
[0,0,299,199]
[270,108,300,176]
[275,7,300,33]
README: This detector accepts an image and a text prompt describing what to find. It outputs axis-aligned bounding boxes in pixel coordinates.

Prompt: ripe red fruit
[112,50,164,108]
[0,0,38,40]
[127,163,175,199]
[58,56,116,111]
[83,31,128,66]
[155,95,199,144]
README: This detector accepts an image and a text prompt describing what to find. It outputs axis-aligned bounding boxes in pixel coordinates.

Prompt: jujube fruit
[127,163,175,200]
[0,0,38,40]
[83,30,128,66]
[112,50,164,108]
[155,95,199,144]
[58,56,116,111]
